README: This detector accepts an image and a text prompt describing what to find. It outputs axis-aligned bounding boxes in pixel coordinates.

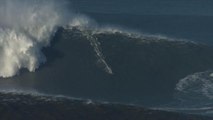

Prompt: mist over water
[0,0,59,77]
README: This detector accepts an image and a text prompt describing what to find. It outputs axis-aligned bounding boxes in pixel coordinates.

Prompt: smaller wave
[0,89,209,120]
[0,89,136,106]
[0,88,94,103]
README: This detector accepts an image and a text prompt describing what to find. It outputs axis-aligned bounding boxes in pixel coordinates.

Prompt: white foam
[176,71,213,99]
[0,0,72,78]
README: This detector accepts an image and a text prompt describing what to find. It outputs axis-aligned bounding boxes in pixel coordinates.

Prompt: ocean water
[0,0,213,117]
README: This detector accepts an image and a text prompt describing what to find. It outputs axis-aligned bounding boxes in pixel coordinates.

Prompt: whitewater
[0,0,62,77]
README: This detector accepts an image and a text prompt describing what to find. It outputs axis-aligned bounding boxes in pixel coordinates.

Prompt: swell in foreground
[0,90,210,120]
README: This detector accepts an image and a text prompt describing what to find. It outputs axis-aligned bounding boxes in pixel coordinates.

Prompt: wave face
[12,26,212,107]
[47,27,213,116]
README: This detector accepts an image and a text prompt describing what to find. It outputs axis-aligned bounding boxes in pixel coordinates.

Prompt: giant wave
[0,0,186,78]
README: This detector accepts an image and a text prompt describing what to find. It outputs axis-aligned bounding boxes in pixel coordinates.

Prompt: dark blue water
[0,0,213,117]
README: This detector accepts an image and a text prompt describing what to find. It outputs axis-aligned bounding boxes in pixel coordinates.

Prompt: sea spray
[0,0,71,77]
